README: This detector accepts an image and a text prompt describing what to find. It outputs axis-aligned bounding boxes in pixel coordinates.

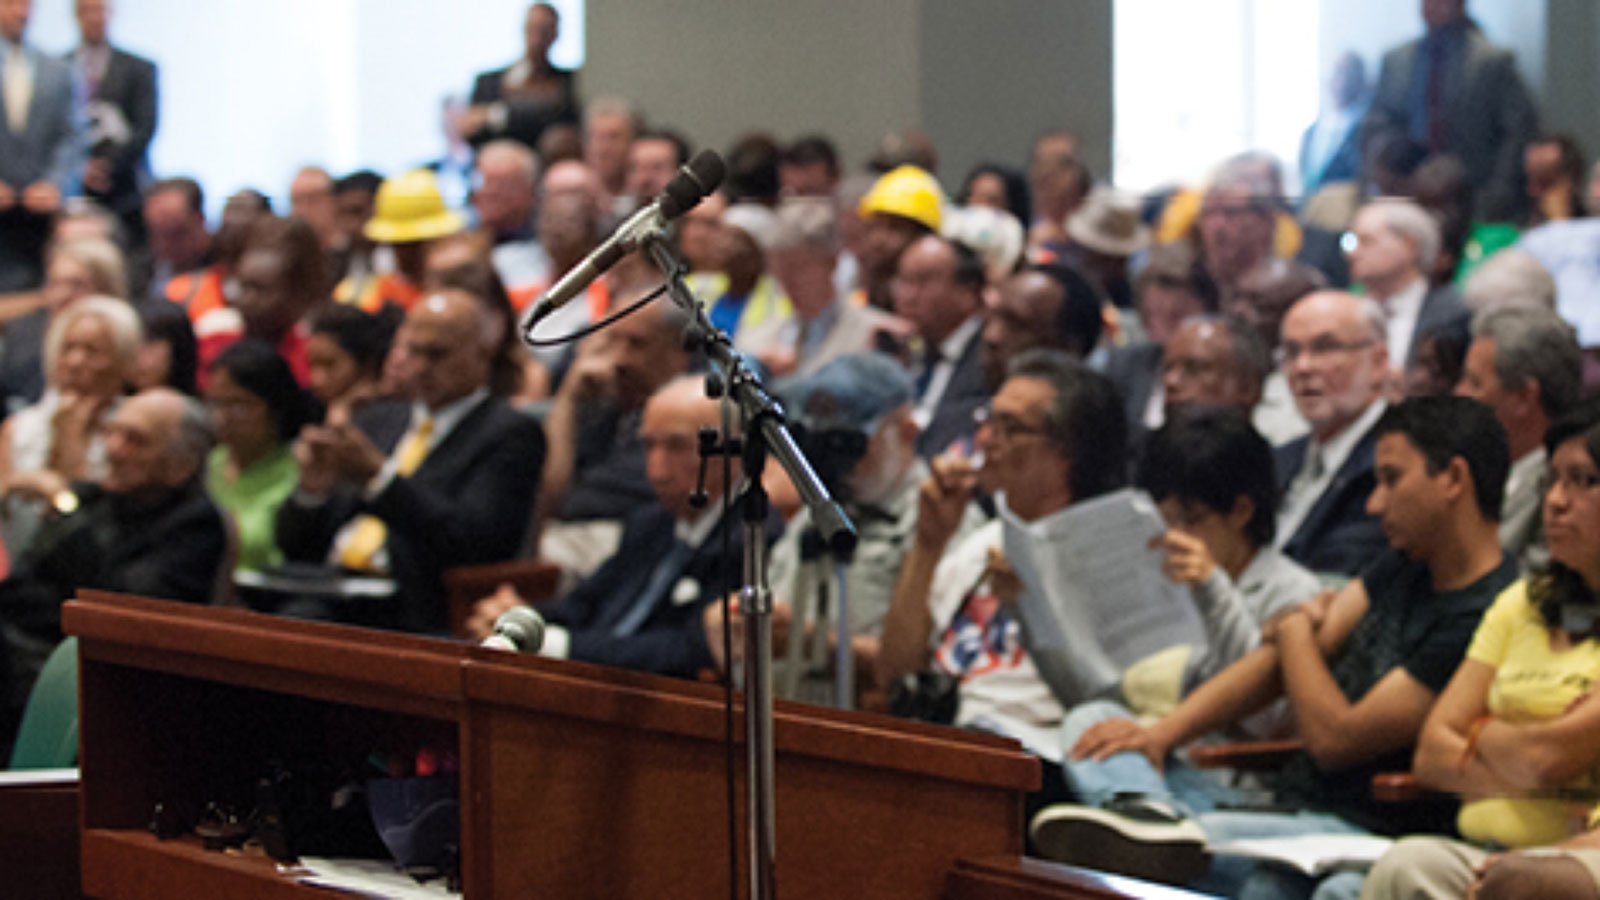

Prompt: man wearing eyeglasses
[877,350,1127,765]
[1274,290,1392,576]
[1344,197,1467,373]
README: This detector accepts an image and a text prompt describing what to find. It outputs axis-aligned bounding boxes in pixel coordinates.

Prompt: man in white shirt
[1345,197,1467,372]
[1456,304,1582,569]
[1273,290,1392,575]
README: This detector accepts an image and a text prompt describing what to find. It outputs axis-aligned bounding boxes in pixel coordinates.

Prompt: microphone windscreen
[490,605,546,653]
[658,149,727,219]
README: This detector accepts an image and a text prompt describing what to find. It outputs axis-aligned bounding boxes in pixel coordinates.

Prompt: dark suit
[915,327,989,458]
[1407,284,1469,366]
[277,395,546,633]
[1103,342,1164,432]
[1365,23,1537,222]
[71,45,158,243]
[1297,225,1351,289]
[547,501,770,679]
[466,65,580,151]
[0,477,225,748]
[0,45,78,291]
[1275,419,1388,577]
[0,479,226,640]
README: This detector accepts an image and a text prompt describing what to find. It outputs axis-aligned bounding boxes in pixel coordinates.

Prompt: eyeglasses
[1541,466,1600,496]
[972,404,1048,441]
[1273,337,1375,369]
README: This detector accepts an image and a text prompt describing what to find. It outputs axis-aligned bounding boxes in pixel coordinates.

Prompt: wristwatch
[51,489,79,516]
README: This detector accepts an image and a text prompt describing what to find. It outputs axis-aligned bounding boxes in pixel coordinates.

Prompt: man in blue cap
[702,352,963,705]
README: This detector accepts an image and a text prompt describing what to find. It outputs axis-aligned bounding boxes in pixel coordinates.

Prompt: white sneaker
[1029,795,1210,886]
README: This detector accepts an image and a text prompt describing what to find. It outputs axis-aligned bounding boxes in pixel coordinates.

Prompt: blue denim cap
[783,351,916,433]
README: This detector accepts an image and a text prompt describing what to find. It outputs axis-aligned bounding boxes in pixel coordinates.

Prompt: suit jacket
[1297,225,1351,289]
[1365,26,1537,222]
[0,46,78,292]
[1275,422,1388,577]
[277,395,547,633]
[548,500,772,678]
[72,46,157,221]
[1103,342,1164,432]
[915,327,989,458]
[1408,284,1470,366]
[0,479,226,641]
[0,45,77,192]
[467,64,580,150]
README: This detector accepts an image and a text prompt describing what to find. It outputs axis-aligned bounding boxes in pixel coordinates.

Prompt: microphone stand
[640,232,856,900]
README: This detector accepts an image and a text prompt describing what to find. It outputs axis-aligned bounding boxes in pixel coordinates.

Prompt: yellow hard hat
[858,165,943,232]
[364,169,466,244]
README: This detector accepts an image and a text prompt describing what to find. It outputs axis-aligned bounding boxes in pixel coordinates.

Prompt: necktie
[1288,443,1327,513]
[610,539,694,637]
[1303,443,1326,483]
[4,48,30,135]
[1425,41,1448,152]
[915,347,941,398]
[338,416,434,572]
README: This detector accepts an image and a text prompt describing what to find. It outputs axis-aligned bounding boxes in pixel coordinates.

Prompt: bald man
[277,289,546,633]
[0,388,226,746]
[472,376,773,678]
[1273,290,1392,575]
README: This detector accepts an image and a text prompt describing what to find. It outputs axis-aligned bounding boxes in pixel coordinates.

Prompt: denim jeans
[1056,698,1242,814]
[1058,699,1373,900]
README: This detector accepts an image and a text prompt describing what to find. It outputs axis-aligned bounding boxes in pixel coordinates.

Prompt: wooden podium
[61,591,1183,899]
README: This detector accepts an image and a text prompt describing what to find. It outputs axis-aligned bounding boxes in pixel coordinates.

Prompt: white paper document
[1209,833,1395,876]
[999,488,1209,703]
[283,857,458,898]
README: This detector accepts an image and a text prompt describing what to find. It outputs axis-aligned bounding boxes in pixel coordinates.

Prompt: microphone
[480,605,546,653]
[523,148,726,332]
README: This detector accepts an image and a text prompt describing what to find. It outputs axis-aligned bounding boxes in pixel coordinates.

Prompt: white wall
[23,0,586,219]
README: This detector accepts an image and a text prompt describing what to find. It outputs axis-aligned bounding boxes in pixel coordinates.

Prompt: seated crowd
[9,1,1600,897]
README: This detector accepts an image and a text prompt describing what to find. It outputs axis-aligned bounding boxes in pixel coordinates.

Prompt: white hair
[1359,197,1441,276]
[1461,248,1557,314]
[43,295,144,388]
[478,139,539,190]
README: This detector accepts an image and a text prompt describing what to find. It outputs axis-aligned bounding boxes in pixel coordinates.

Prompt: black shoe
[1028,794,1210,887]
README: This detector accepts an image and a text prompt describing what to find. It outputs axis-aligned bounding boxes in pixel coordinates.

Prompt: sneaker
[1029,794,1210,886]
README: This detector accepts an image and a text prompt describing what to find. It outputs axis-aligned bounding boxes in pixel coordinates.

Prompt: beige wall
[583,0,1113,196]
[583,0,922,177]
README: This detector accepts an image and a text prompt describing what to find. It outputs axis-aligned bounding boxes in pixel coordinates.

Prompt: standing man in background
[70,0,156,249]
[1364,0,1537,222]
[0,0,79,292]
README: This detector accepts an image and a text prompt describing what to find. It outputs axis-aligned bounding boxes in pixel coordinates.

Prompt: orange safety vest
[335,272,424,315]
[165,266,227,324]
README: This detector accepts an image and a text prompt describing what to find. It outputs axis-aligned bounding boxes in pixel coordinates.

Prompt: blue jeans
[1058,700,1372,900]
[1057,698,1241,814]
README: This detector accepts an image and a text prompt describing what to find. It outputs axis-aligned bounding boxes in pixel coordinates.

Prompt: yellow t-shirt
[1457,580,1600,847]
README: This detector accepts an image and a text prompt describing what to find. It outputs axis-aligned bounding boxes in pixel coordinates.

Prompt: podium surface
[64,591,1063,899]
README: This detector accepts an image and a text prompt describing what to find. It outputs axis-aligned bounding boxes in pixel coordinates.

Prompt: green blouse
[206,444,298,574]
